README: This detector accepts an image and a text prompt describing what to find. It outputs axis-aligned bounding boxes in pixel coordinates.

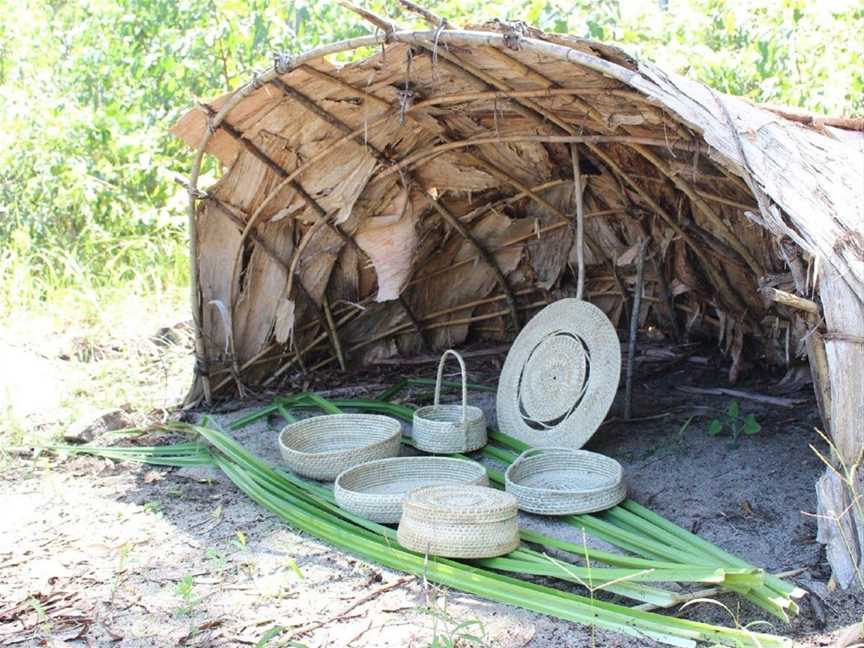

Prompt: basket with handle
[278,414,401,480]
[504,446,626,515]
[412,349,487,453]
[397,484,519,558]
[334,456,489,523]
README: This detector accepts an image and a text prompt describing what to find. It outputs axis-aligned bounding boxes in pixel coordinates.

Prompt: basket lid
[402,485,517,523]
[496,299,620,449]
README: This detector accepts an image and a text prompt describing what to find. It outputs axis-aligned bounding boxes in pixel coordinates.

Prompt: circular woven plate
[334,457,489,523]
[497,299,620,448]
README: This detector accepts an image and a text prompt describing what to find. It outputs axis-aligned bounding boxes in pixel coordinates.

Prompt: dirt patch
[2,353,862,646]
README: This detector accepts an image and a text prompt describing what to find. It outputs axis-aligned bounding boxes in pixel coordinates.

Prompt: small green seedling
[707,400,761,446]
[28,597,52,635]
[255,626,283,647]
[285,557,304,581]
[175,574,202,617]
[205,548,228,577]
[231,529,248,550]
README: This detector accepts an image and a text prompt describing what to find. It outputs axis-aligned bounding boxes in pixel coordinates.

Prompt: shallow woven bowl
[334,456,489,523]
[505,447,626,515]
[397,484,519,558]
[278,414,401,480]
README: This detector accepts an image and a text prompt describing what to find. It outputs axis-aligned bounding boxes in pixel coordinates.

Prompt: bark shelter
[171,8,864,587]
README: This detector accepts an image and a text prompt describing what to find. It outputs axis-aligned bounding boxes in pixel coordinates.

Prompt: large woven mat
[497,299,621,448]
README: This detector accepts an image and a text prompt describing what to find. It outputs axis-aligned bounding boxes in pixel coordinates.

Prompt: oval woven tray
[278,414,401,480]
[397,485,519,558]
[413,349,487,453]
[504,447,626,515]
[334,457,489,523]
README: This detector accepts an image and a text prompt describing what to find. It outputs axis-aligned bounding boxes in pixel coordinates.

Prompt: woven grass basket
[412,350,487,454]
[397,485,519,558]
[504,447,626,515]
[278,414,401,480]
[334,457,489,523]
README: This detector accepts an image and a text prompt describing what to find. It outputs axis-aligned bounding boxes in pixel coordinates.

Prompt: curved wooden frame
[179,14,864,587]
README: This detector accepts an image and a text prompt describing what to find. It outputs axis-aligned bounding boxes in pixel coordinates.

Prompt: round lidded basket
[504,447,626,515]
[278,414,401,480]
[412,350,487,454]
[397,484,519,558]
[335,456,489,523]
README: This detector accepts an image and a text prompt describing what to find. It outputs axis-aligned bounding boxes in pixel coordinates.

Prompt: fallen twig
[675,386,806,407]
[284,576,414,641]
[624,239,649,419]
[372,345,511,365]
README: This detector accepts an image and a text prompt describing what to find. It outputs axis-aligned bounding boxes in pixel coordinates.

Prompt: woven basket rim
[278,413,401,458]
[414,403,485,417]
[335,456,487,493]
[505,447,624,496]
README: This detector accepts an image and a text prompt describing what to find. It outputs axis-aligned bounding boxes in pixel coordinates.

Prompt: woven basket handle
[511,446,574,467]
[434,349,468,425]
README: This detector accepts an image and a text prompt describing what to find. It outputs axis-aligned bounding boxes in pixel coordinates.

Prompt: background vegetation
[0,0,861,437]
[1,0,861,315]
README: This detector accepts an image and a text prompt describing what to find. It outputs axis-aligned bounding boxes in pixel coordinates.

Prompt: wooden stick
[653,256,682,343]
[202,196,341,371]
[273,71,467,347]
[608,259,631,324]
[376,135,703,181]
[185,200,212,406]
[761,286,820,315]
[306,300,550,373]
[676,386,806,408]
[260,308,363,389]
[428,196,521,332]
[570,144,586,300]
[624,239,649,419]
[398,295,432,351]
[631,144,764,276]
[397,0,450,27]
[336,0,397,33]
[240,288,541,380]
[212,289,729,384]
[270,77,389,164]
[322,293,346,371]
[588,144,749,315]
[413,39,748,319]
[296,58,583,231]
[373,345,510,365]
[696,190,758,211]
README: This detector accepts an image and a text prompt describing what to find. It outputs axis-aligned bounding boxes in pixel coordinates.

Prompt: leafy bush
[0,0,860,316]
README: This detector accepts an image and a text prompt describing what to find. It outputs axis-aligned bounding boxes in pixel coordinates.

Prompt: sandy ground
[2,356,863,647]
